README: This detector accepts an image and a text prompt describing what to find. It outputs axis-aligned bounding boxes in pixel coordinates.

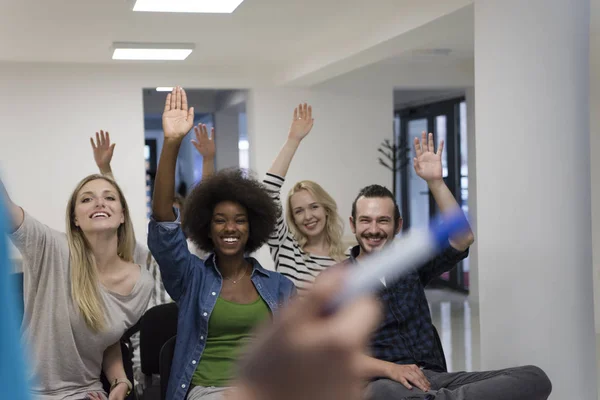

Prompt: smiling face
[350,196,402,256]
[210,200,250,257]
[289,189,327,240]
[73,179,125,234]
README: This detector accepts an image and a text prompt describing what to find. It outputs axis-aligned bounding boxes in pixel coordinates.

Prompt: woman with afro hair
[147,87,295,400]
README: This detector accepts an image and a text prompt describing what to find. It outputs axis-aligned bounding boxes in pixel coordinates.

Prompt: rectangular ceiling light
[156,87,174,92]
[133,0,245,13]
[112,43,194,61]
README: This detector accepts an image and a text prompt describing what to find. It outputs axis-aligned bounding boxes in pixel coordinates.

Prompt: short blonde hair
[286,181,345,261]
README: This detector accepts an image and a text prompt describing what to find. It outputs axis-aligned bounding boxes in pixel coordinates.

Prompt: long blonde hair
[286,181,346,261]
[65,174,135,332]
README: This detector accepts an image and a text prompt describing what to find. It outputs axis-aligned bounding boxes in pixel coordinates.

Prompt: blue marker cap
[429,210,470,250]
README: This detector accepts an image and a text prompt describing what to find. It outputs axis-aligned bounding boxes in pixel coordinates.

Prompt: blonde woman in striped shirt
[263,103,347,293]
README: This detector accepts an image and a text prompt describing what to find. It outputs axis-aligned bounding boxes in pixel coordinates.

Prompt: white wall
[247,88,393,268]
[465,87,478,306]
[591,0,600,335]
[0,62,268,258]
[0,64,147,258]
[474,1,595,397]
[0,63,392,271]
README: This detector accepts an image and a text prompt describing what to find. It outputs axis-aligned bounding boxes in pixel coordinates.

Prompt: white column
[474,1,596,398]
[591,0,600,395]
[465,86,478,306]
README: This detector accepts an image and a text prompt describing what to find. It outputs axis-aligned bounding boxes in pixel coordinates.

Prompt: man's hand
[413,131,443,184]
[386,363,431,392]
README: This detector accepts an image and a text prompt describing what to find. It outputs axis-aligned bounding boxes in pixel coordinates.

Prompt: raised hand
[162,86,195,140]
[90,130,115,172]
[288,103,314,142]
[413,131,444,183]
[191,124,216,159]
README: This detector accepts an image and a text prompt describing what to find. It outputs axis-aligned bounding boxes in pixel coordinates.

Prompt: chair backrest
[140,302,178,375]
[159,335,177,400]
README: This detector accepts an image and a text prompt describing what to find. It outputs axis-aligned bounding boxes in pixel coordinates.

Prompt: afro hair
[182,168,279,254]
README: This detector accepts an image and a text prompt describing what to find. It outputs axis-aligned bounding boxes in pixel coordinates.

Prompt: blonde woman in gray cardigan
[2,173,153,400]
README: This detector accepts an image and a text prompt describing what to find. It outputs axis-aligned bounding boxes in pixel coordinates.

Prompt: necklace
[224,265,248,284]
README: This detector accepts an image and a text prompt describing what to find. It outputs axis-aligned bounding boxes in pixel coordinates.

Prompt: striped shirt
[263,173,343,293]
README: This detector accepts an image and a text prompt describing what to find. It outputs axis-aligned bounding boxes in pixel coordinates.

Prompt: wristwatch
[110,378,132,396]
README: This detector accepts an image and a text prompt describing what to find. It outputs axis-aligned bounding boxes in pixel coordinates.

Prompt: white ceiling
[313,5,474,94]
[0,0,475,86]
[394,89,465,109]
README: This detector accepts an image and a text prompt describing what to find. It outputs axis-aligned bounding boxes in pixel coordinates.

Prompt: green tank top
[191,296,270,387]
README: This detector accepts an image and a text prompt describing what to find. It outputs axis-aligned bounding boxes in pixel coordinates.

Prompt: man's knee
[516,365,552,398]
[364,379,418,400]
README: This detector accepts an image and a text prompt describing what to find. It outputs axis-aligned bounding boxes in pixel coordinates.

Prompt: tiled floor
[426,289,480,373]
[428,288,600,399]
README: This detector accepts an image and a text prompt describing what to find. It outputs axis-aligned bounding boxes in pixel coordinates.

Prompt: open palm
[192,124,216,158]
[90,130,115,169]
[163,86,194,139]
[288,103,314,142]
[413,131,443,182]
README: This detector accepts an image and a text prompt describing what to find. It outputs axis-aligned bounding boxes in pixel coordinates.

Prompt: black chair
[159,336,177,400]
[139,303,178,399]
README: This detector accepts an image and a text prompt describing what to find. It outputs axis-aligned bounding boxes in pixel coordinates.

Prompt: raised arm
[0,178,24,233]
[267,103,314,177]
[153,86,196,222]
[413,131,474,251]
[191,123,216,180]
[90,130,116,180]
[147,87,199,301]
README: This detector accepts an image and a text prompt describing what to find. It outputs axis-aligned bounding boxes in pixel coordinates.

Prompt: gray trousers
[186,385,232,400]
[364,365,552,400]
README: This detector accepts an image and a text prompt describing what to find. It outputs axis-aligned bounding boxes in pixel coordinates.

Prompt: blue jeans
[364,365,551,400]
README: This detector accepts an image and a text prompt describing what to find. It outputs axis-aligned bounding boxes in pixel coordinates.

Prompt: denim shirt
[147,215,296,400]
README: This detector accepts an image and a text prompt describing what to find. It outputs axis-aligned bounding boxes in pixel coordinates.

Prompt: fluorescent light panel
[133,0,245,13]
[112,42,194,61]
[156,87,174,92]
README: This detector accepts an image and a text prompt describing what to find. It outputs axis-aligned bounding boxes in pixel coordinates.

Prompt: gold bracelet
[110,378,132,396]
